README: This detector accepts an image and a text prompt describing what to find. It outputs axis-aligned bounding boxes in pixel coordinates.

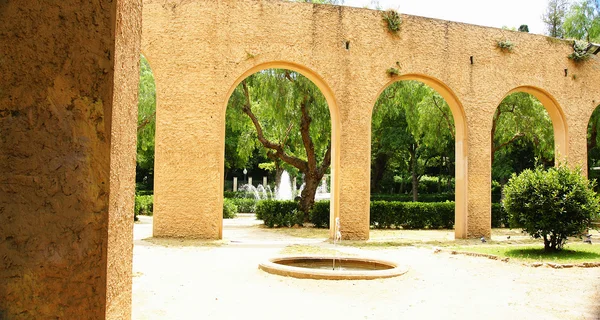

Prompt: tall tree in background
[491,93,554,183]
[228,70,331,220]
[371,81,455,201]
[563,0,600,42]
[543,0,569,38]
[137,56,157,191]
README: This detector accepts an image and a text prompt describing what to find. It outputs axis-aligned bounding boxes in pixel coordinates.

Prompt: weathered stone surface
[142,0,600,241]
[0,0,140,318]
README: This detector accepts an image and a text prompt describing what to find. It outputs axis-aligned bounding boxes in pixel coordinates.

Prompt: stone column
[248,177,253,186]
[233,177,238,192]
[263,176,267,186]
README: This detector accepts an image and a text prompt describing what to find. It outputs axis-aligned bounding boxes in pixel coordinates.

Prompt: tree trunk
[371,153,388,193]
[410,145,418,202]
[298,173,322,222]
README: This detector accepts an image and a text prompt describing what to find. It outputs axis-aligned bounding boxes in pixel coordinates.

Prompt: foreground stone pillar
[0,0,141,318]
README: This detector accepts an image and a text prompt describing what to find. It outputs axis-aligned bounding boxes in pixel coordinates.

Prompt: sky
[342,0,550,35]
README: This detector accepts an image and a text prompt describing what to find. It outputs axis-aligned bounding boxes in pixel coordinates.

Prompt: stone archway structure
[142,0,600,240]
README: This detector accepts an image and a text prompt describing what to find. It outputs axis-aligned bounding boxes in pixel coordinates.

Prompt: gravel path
[132,216,600,320]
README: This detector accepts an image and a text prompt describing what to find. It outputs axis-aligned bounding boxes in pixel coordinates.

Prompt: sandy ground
[132,215,600,320]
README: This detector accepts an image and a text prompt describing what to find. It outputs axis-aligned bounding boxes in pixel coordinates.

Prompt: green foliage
[382,9,402,33]
[518,25,529,32]
[543,0,569,38]
[223,199,238,219]
[587,105,600,190]
[492,92,554,183]
[371,81,455,198]
[134,195,154,222]
[491,203,509,228]
[386,67,400,77]
[370,201,455,229]
[496,39,515,52]
[309,201,330,228]
[137,55,156,191]
[563,0,600,42]
[256,200,302,227]
[231,198,257,213]
[503,164,600,252]
[370,193,454,202]
[568,40,592,61]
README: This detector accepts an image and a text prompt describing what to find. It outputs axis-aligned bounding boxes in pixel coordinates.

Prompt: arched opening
[222,62,340,239]
[370,75,468,238]
[134,54,157,226]
[587,104,600,190]
[491,87,566,228]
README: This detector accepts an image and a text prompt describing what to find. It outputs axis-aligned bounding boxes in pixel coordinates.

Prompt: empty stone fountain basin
[259,256,408,280]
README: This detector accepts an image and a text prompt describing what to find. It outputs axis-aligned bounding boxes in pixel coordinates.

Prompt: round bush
[503,165,599,252]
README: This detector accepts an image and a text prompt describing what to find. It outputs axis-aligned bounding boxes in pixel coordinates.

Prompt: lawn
[452,243,600,264]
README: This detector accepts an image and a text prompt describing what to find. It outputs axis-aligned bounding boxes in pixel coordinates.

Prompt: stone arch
[370,73,469,239]
[222,61,341,238]
[500,86,568,161]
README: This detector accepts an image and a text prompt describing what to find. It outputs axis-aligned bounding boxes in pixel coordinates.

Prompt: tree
[228,69,331,220]
[137,55,156,191]
[586,105,600,189]
[491,93,554,183]
[371,81,455,200]
[518,25,530,32]
[563,0,600,42]
[542,0,569,38]
[503,164,599,252]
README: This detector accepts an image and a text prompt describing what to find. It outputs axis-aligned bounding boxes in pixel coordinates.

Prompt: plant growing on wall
[568,40,591,61]
[496,39,515,52]
[382,9,402,33]
[386,67,400,77]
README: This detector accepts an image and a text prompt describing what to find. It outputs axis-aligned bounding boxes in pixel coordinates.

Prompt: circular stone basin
[259,256,408,280]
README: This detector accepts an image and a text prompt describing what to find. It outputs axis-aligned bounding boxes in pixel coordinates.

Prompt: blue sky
[342,0,550,35]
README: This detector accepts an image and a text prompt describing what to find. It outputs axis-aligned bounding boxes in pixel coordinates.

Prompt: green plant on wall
[386,67,400,77]
[568,40,591,61]
[496,39,515,52]
[382,9,402,33]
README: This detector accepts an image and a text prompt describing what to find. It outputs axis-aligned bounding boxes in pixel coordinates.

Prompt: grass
[452,243,600,263]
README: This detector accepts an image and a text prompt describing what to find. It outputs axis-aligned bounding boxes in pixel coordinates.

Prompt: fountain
[275,171,293,200]
[259,217,408,280]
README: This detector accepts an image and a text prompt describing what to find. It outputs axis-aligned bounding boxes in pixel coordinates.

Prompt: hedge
[223,198,238,219]
[134,195,153,221]
[256,200,302,227]
[231,198,257,213]
[370,193,454,203]
[255,200,510,229]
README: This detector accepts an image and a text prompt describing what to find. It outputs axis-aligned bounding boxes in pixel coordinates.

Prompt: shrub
[223,198,238,219]
[496,39,514,52]
[503,165,600,252]
[370,193,454,202]
[491,203,509,228]
[382,9,402,33]
[256,200,302,227]
[231,198,257,213]
[370,201,454,229]
[310,201,330,228]
[134,195,154,221]
[568,40,590,62]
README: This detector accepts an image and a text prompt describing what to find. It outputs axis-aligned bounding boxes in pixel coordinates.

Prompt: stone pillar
[233,177,238,191]
[248,177,253,186]
[0,0,141,318]
[263,176,267,186]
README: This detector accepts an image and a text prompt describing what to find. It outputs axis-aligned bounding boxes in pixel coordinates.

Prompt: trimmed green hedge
[370,193,454,203]
[252,200,510,229]
[135,195,153,221]
[491,203,509,228]
[370,201,454,229]
[231,198,257,213]
[256,200,302,227]
[223,198,238,219]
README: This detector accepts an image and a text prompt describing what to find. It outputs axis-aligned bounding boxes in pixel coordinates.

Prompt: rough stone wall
[0,0,140,318]
[142,0,600,240]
